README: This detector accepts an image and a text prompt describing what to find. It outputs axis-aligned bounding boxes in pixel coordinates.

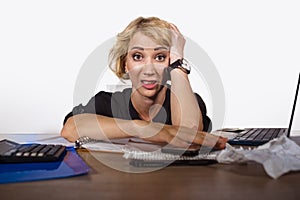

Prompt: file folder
[0,147,90,184]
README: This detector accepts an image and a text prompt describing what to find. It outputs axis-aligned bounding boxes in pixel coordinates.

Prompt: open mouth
[141,80,158,89]
[141,80,157,85]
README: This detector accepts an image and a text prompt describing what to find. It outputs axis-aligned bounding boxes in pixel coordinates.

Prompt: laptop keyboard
[0,139,67,163]
[228,128,286,145]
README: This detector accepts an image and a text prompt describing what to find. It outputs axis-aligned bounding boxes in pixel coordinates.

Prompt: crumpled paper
[216,135,300,179]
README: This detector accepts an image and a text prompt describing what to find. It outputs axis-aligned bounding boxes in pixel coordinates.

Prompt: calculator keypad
[0,139,67,163]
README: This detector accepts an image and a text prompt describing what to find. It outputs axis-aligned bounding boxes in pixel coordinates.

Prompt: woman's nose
[142,59,156,75]
[143,64,155,76]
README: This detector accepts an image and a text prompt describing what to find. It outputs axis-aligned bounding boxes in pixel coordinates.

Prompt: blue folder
[0,147,90,184]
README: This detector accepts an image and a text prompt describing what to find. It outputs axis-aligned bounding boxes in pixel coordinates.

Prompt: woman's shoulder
[94,88,132,102]
[95,87,131,96]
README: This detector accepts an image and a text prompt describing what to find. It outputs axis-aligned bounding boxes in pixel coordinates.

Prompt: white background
[0,0,299,134]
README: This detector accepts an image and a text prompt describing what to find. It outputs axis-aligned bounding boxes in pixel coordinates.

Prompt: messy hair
[108,16,172,79]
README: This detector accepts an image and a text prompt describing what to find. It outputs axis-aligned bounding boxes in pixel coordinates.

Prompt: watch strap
[169,58,191,74]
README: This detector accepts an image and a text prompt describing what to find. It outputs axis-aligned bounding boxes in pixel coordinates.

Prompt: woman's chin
[139,87,161,98]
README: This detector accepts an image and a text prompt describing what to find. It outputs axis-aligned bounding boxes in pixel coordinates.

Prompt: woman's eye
[132,54,143,61]
[155,54,166,62]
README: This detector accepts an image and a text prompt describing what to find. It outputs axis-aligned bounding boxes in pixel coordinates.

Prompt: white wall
[0,0,299,134]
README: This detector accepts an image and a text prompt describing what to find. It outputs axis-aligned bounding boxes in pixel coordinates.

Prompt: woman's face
[125,32,170,98]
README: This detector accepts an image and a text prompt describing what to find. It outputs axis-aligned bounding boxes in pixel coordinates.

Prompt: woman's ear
[124,62,128,73]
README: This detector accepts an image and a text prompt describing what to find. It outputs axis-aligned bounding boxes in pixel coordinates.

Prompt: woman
[61,16,227,149]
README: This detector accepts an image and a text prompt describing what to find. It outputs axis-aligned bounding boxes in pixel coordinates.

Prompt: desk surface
[1,133,300,200]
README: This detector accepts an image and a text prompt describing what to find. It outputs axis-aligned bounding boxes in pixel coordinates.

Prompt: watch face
[181,59,191,71]
[178,58,191,74]
[169,58,191,74]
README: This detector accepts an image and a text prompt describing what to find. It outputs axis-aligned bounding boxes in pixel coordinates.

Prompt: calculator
[0,139,67,163]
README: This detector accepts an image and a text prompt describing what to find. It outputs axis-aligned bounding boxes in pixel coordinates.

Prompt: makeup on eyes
[130,53,167,61]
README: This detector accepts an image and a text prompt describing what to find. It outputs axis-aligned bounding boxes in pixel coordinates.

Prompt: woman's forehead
[128,32,169,51]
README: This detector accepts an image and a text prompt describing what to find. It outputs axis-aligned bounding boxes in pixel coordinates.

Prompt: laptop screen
[287,73,300,137]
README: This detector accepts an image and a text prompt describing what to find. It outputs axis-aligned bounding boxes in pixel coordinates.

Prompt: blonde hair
[108,16,172,79]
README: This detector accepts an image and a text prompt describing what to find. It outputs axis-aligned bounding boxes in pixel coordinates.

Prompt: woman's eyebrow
[130,46,169,51]
[130,46,144,51]
[153,46,169,51]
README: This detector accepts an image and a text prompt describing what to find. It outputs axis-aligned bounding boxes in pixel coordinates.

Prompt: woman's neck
[131,86,167,121]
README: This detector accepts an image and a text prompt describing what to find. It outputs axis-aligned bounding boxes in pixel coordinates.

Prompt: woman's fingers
[169,23,180,34]
[192,132,228,149]
[214,136,228,149]
[168,126,228,149]
[169,23,185,62]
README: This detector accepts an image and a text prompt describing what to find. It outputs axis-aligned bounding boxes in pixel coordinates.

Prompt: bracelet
[75,136,98,148]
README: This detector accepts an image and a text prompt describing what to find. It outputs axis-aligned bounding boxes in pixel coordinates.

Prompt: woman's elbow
[60,117,79,142]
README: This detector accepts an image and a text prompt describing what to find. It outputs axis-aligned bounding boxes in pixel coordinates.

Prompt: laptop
[224,73,299,146]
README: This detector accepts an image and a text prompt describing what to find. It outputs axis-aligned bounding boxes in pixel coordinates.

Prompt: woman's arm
[168,24,203,131]
[60,113,227,149]
[170,70,203,131]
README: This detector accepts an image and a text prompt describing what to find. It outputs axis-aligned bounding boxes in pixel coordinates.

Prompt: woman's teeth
[142,80,156,84]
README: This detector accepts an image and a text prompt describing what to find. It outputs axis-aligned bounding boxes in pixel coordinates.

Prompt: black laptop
[225,73,299,146]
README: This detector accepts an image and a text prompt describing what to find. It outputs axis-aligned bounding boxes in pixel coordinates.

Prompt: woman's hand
[169,23,186,63]
[140,123,228,150]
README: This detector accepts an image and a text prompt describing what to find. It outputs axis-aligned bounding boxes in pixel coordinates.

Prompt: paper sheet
[216,135,300,179]
[82,142,125,153]
[80,138,129,153]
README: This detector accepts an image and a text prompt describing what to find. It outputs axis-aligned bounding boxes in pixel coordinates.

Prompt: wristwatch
[169,58,191,74]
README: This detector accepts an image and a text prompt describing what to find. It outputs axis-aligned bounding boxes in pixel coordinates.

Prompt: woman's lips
[141,80,157,89]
